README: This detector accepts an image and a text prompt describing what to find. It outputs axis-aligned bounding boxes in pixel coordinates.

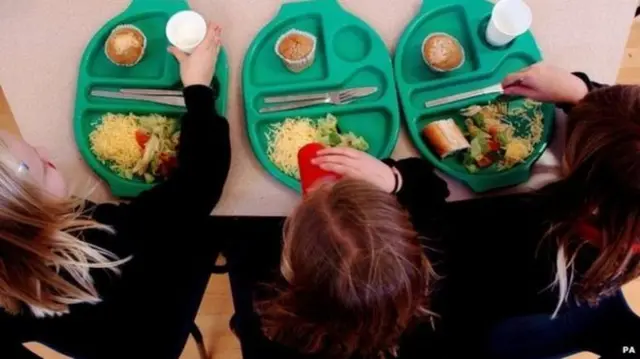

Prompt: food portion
[422,33,465,72]
[275,29,317,73]
[104,25,147,67]
[460,100,543,172]
[89,113,179,183]
[423,100,543,173]
[266,114,369,179]
[423,119,470,158]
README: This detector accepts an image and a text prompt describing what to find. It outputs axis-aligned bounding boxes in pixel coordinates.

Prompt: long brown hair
[0,140,127,317]
[257,179,436,359]
[547,85,640,315]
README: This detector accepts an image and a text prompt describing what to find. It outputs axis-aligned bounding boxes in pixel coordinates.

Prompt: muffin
[105,25,147,67]
[422,33,465,72]
[275,29,316,73]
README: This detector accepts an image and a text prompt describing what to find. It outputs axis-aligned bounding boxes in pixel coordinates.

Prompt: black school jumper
[224,74,640,359]
[0,85,230,359]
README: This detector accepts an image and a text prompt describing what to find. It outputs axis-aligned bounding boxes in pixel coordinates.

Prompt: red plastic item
[298,143,340,195]
[576,219,640,254]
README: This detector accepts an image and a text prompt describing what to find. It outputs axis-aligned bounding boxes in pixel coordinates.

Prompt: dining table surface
[0,0,637,216]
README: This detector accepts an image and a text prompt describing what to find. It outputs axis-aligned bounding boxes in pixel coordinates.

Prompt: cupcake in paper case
[422,32,465,72]
[275,29,317,73]
[104,24,147,67]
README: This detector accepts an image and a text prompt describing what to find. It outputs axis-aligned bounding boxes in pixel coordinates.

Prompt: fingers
[502,61,543,88]
[212,25,222,55]
[316,146,364,159]
[316,162,360,178]
[502,68,529,88]
[167,46,188,63]
[312,154,358,168]
[502,85,539,99]
[213,25,222,45]
[203,23,222,50]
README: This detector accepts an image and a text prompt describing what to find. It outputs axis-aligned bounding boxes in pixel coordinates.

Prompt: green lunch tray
[73,0,229,198]
[395,0,555,192]
[242,0,401,192]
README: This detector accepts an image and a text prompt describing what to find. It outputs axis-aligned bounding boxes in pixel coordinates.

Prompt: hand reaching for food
[312,147,399,193]
[502,62,588,104]
[168,22,222,87]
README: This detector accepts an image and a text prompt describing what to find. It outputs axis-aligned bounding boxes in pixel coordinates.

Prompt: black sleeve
[0,344,42,359]
[383,158,450,236]
[92,84,231,239]
[489,290,640,359]
[557,72,607,113]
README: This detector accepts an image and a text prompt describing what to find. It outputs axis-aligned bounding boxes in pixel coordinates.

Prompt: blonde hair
[0,140,127,316]
[257,179,436,359]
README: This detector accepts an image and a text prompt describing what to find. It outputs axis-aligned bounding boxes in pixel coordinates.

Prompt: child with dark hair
[225,63,639,359]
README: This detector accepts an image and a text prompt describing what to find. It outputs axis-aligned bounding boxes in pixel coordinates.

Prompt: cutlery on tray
[119,88,184,96]
[90,89,186,107]
[259,87,378,113]
[424,83,504,108]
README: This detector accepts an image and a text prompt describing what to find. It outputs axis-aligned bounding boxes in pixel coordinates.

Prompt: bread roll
[423,119,470,158]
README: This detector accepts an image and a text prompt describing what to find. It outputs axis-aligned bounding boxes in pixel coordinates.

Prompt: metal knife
[424,84,504,108]
[120,88,183,97]
[263,86,378,104]
[91,90,186,107]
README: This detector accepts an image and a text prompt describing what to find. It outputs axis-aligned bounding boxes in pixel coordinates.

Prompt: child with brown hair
[225,148,454,359]
[225,63,639,359]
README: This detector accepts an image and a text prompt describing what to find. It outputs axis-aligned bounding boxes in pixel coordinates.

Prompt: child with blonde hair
[0,23,231,358]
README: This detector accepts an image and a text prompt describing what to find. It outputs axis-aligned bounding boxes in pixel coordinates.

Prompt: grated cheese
[266,118,319,179]
[89,113,143,179]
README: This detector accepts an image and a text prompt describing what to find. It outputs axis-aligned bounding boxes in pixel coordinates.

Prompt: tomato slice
[487,139,500,152]
[135,130,151,149]
[477,156,494,168]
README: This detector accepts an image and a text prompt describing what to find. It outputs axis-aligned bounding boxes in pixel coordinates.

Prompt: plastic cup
[166,11,207,54]
[485,0,532,47]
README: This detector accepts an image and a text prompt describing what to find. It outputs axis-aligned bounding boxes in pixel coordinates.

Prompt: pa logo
[623,346,636,354]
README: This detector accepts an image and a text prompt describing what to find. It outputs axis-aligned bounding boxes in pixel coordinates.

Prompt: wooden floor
[13,15,640,359]
[618,16,640,84]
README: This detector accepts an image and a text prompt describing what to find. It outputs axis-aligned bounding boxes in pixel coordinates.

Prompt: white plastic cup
[485,0,532,47]
[166,10,207,54]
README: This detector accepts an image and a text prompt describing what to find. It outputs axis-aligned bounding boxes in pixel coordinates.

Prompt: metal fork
[259,89,361,113]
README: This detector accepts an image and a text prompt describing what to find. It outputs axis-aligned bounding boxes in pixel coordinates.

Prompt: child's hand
[502,62,588,104]
[168,22,222,87]
[312,147,397,193]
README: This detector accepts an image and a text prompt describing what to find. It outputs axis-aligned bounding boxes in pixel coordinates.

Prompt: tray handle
[126,0,189,13]
[282,0,338,3]
[279,0,341,16]
[420,0,465,13]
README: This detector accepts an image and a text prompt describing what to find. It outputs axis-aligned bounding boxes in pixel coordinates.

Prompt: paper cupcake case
[421,32,466,73]
[104,24,147,67]
[274,29,317,73]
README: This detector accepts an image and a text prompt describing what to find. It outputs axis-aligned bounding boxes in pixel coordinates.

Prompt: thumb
[502,72,525,88]
[168,46,188,63]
